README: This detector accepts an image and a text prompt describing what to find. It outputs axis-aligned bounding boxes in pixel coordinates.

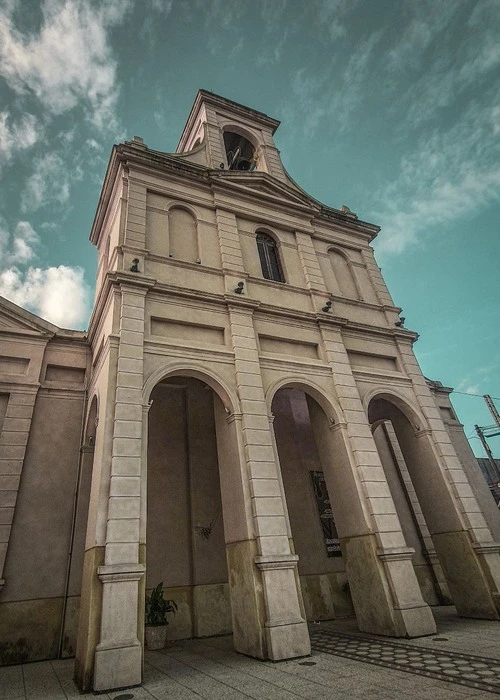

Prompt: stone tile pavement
[1,608,499,699]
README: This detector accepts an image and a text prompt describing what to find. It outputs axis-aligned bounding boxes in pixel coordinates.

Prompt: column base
[94,639,142,692]
[344,535,436,638]
[393,604,436,638]
[433,531,500,620]
[265,619,311,660]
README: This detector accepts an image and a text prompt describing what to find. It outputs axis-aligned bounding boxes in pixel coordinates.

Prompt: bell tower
[177,90,287,180]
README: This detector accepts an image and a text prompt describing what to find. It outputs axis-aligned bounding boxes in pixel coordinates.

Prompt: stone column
[377,422,451,604]
[226,303,310,660]
[93,281,150,692]
[0,387,38,592]
[316,322,436,637]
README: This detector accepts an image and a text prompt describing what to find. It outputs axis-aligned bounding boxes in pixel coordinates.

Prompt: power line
[453,391,500,400]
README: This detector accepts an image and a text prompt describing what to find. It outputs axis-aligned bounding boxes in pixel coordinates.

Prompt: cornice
[90,140,381,247]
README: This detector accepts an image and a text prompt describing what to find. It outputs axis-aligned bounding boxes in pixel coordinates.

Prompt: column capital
[377,546,415,562]
[255,554,299,571]
[97,563,145,583]
[473,541,500,555]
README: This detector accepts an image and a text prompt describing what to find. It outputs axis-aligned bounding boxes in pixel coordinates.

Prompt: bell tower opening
[223,131,256,171]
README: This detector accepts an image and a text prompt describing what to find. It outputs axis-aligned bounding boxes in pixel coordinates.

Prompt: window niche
[328,248,361,300]
[168,206,199,263]
[256,231,284,283]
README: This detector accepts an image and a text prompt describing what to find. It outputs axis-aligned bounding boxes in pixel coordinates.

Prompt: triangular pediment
[0,296,59,337]
[210,172,320,212]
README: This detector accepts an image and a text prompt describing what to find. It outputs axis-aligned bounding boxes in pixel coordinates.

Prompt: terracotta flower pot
[145,624,168,650]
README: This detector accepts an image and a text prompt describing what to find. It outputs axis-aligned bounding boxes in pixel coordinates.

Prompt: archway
[269,381,439,638]
[367,397,448,607]
[271,387,354,622]
[367,392,499,619]
[147,376,231,640]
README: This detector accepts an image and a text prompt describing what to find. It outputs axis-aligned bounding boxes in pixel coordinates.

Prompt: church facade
[1,91,499,693]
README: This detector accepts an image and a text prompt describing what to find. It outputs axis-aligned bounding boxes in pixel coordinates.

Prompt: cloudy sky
[0,0,499,456]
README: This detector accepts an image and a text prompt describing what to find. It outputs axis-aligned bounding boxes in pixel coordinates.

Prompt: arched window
[256,232,284,282]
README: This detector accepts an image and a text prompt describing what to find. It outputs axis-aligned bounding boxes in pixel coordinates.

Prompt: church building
[0,91,499,693]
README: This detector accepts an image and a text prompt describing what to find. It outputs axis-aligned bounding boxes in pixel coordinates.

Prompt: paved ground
[1,608,499,699]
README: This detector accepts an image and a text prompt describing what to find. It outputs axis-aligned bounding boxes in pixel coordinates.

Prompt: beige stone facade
[1,91,499,693]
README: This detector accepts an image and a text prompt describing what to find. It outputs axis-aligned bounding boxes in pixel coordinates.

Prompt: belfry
[0,91,499,693]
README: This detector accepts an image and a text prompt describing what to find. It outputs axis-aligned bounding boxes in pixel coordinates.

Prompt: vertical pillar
[294,231,327,294]
[0,388,38,591]
[379,422,451,603]
[93,282,149,692]
[215,209,246,275]
[316,322,436,637]
[227,304,310,660]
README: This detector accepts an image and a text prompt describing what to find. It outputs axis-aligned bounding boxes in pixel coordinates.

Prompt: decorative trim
[472,542,500,555]
[97,564,145,583]
[377,546,415,562]
[255,554,299,571]
[264,617,305,628]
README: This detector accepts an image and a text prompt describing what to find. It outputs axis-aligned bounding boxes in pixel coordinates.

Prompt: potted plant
[145,582,177,650]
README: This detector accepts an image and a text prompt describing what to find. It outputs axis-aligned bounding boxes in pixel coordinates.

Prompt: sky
[0,0,499,458]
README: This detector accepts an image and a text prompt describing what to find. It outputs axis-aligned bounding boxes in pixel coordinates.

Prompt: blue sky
[0,0,499,457]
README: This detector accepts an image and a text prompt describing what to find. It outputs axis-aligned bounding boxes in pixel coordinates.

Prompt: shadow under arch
[143,362,239,414]
[363,387,427,434]
[265,376,343,424]
[269,380,372,626]
[221,122,260,149]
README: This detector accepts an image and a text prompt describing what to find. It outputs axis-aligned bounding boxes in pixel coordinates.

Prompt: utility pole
[475,424,499,479]
[484,394,500,430]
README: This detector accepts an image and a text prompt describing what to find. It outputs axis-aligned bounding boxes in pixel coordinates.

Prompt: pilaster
[93,280,150,691]
[295,231,327,293]
[228,303,310,658]
[215,209,246,275]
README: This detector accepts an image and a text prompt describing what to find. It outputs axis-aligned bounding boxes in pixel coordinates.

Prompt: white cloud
[0,264,89,327]
[0,219,40,262]
[316,0,360,41]
[0,217,89,327]
[371,96,500,255]
[0,111,41,164]
[8,221,40,263]
[0,0,131,133]
[150,0,173,14]
[22,151,83,212]
[290,29,381,135]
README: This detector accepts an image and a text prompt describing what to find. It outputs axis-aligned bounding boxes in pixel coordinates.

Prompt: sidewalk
[1,608,499,699]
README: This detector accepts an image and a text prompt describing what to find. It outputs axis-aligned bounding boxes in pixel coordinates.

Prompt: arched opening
[367,394,459,609]
[168,207,198,263]
[147,376,231,640]
[223,131,257,171]
[271,387,354,622]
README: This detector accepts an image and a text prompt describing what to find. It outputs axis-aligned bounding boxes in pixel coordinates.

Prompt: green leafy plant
[145,582,177,627]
